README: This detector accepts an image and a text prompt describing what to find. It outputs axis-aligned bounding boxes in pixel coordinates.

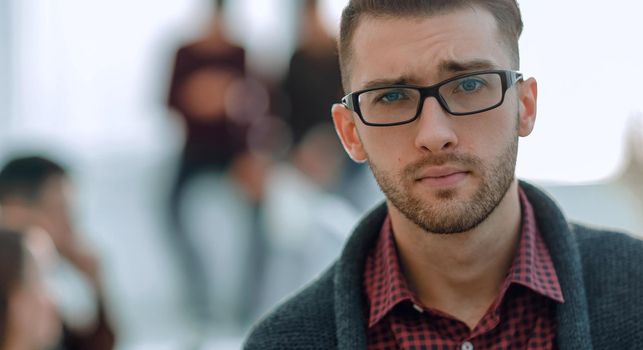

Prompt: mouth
[415,167,470,188]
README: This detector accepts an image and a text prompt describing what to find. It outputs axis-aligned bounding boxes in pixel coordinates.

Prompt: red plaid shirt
[364,188,565,349]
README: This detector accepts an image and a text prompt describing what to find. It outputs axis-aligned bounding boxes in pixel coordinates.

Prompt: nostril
[442,141,455,150]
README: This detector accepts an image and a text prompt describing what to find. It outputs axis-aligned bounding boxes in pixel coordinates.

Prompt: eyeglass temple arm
[341,95,355,110]
[512,71,524,83]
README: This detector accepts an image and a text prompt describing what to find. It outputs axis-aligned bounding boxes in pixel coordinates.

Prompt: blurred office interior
[1,0,642,349]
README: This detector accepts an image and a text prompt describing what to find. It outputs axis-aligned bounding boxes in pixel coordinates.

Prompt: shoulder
[571,222,643,283]
[571,222,643,265]
[570,223,643,345]
[243,265,338,350]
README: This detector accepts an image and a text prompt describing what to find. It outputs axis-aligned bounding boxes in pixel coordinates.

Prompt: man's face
[35,176,74,243]
[332,7,537,234]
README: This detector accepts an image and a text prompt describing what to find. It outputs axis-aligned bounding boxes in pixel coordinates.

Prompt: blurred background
[0,0,642,349]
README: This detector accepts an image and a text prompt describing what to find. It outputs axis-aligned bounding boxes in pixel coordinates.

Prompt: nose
[413,97,458,153]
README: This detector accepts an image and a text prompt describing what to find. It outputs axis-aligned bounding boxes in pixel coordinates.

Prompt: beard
[368,134,518,234]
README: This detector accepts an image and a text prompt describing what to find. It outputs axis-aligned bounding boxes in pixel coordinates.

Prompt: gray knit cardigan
[244,181,643,349]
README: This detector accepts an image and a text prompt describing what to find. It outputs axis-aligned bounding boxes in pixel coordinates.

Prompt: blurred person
[166,0,248,173]
[257,125,360,315]
[245,0,643,349]
[165,0,254,322]
[179,118,355,327]
[281,0,342,148]
[175,115,288,331]
[0,156,116,350]
[282,0,364,205]
[0,228,61,350]
[279,0,368,198]
[227,116,293,322]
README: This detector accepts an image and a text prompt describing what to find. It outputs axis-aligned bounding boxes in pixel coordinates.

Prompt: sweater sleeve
[572,223,643,348]
[244,266,339,350]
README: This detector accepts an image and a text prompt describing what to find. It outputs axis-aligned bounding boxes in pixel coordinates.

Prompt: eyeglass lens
[357,72,503,124]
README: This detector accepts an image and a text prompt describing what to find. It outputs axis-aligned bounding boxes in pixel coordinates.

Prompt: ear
[517,77,538,137]
[331,103,368,163]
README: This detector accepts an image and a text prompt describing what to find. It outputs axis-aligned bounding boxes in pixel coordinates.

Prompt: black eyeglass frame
[341,69,523,127]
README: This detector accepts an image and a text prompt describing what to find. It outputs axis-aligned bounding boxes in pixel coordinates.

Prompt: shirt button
[461,341,474,350]
[412,304,423,313]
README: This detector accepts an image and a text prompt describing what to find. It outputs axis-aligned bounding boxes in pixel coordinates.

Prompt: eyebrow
[361,77,413,90]
[359,59,499,90]
[438,59,498,74]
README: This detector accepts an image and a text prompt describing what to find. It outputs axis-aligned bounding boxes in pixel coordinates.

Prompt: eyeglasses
[341,70,523,127]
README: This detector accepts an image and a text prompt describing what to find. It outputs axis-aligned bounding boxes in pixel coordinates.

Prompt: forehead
[349,6,511,90]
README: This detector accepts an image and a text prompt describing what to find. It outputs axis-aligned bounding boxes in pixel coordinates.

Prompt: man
[0,156,116,350]
[244,0,643,349]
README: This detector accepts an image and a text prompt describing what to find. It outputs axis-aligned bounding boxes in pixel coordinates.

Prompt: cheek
[461,108,518,151]
[360,127,413,165]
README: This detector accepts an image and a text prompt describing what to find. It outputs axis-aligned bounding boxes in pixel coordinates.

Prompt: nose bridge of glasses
[413,85,458,150]
[418,84,449,114]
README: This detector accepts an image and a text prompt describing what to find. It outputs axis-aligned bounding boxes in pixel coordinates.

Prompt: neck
[388,180,522,329]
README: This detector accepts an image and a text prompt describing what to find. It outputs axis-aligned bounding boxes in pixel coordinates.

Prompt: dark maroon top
[167,43,248,166]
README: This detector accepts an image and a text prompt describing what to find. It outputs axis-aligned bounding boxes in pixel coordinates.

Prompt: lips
[415,167,470,187]
[416,167,468,180]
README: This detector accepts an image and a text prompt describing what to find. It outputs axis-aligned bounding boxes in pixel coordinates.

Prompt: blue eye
[457,78,485,92]
[382,91,404,102]
[376,90,409,104]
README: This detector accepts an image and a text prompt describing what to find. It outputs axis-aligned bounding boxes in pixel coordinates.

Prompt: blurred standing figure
[0,156,116,350]
[282,0,362,197]
[167,0,247,173]
[282,0,343,151]
[166,0,249,323]
[0,229,61,350]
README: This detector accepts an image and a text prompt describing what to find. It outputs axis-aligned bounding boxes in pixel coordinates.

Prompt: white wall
[0,0,11,149]
[518,1,643,183]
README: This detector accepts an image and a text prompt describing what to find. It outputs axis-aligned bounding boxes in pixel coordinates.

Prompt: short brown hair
[338,0,524,91]
[0,156,67,204]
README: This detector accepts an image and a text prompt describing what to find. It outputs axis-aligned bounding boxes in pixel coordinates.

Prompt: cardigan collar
[333,180,593,350]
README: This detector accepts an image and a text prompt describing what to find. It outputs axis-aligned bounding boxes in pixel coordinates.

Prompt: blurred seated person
[258,125,360,313]
[0,228,61,350]
[0,156,115,350]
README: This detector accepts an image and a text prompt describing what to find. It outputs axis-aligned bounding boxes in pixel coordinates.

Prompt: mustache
[403,153,483,177]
